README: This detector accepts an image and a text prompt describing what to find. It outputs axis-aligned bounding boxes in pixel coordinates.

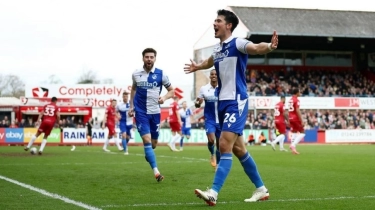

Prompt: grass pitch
[0,144,374,210]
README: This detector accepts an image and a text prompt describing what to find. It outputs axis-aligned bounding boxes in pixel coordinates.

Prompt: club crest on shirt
[152,74,157,80]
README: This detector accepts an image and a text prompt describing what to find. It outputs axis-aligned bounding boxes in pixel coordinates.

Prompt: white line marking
[101,195,375,208]
[96,150,208,162]
[0,160,200,166]
[0,175,102,210]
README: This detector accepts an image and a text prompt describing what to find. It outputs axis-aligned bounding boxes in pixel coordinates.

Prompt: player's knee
[218,140,232,153]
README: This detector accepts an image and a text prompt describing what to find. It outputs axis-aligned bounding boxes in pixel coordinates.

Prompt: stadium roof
[229,6,375,38]
[0,97,20,106]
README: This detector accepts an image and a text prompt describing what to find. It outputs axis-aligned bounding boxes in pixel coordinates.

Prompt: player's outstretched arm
[246,30,278,55]
[184,56,214,74]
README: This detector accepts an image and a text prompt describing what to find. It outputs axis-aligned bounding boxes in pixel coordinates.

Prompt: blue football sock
[180,137,184,148]
[211,153,232,193]
[216,149,221,165]
[144,143,157,169]
[122,138,127,152]
[207,142,214,155]
[239,151,264,188]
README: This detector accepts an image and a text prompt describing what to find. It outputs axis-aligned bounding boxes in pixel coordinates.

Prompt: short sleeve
[198,87,204,99]
[162,72,171,88]
[132,72,136,86]
[236,38,253,54]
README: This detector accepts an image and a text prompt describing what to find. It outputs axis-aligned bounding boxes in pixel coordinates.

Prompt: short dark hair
[280,96,286,99]
[291,88,299,95]
[217,9,239,32]
[51,97,57,102]
[142,48,157,57]
[112,99,117,102]
[123,91,129,95]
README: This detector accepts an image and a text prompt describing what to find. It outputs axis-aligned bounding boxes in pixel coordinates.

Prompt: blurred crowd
[247,69,375,97]
[2,68,375,131]
[247,109,375,130]
[0,116,86,129]
[160,108,375,131]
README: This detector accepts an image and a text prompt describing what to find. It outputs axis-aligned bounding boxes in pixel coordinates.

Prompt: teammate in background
[167,96,182,151]
[117,91,133,155]
[185,9,277,205]
[195,69,221,169]
[24,97,60,155]
[288,88,305,154]
[179,101,193,151]
[102,99,123,152]
[271,96,289,151]
[86,118,93,145]
[128,47,175,182]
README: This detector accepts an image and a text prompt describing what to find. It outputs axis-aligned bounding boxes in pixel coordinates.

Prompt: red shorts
[107,124,116,136]
[169,122,181,132]
[275,121,286,134]
[38,121,54,137]
[290,120,304,133]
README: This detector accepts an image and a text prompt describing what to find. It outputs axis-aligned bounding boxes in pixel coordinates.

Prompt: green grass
[0,145,375,210]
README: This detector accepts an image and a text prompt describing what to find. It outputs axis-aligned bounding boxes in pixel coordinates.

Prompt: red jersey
[42,103,59,124]
[274,101,285,122]
[105,106,116,125]
[169,101,179,123]
[288,96,300,121]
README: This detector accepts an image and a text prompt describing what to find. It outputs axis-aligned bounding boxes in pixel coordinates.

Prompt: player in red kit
[288,88,305,154]
[102,99,122,152]
[24,97,60,155]
[167,96,182,151]
[271,96,289,151]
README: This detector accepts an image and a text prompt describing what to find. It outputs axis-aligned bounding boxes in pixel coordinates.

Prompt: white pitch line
[0,160,201,166]
[97,150,208,162]
[101,195,375,208]
[0,175,102,210]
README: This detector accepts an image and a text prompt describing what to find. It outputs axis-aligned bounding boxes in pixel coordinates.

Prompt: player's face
[210,70,217,82]
[213,15,230,39]
[182,102,187,109]
[112,100,117,107]
[143,52,156,71]
[123,94,128,103]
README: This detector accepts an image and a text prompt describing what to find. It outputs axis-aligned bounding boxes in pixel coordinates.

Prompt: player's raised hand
[158,96,165,104]
[270,30,278,50]
[184,59,198,74]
